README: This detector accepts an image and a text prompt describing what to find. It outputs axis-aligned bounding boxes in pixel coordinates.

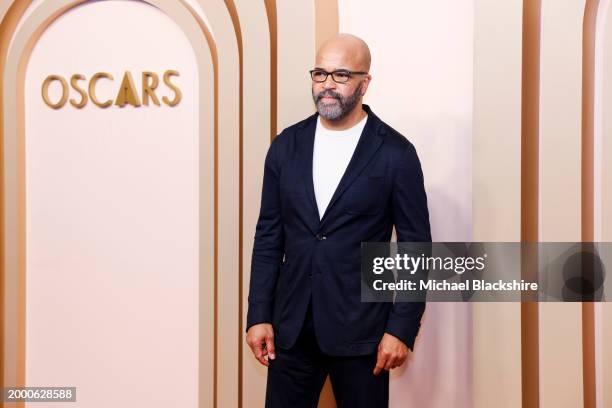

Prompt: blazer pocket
[344,176,384,215]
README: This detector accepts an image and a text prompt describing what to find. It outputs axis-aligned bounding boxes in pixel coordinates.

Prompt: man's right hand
[246,323,276,367]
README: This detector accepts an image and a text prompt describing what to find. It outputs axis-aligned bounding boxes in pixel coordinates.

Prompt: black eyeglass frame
[309,69,369,83]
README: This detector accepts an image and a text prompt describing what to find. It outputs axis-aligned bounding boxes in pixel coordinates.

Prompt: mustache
[315,90,342,102]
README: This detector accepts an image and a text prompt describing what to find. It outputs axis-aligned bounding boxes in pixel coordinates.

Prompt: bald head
[316,33,371,72]
[311,33,372,124]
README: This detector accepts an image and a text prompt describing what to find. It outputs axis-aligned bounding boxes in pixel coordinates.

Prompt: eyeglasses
[309,69,369,83]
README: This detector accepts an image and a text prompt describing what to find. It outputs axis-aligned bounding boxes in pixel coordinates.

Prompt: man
[246,33,431,407]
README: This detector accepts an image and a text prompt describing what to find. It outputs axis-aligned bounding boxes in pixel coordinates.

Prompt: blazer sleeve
[245,135,285,332]
[385,142,431,351]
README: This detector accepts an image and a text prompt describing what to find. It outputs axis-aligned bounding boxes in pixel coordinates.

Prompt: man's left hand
[373,333,410,375]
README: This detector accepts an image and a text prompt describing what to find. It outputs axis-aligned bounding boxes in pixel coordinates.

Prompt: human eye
[333,71,351,82]
[311,70,327,81]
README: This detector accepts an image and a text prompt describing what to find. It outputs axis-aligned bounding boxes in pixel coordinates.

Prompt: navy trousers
[265,298,389,408]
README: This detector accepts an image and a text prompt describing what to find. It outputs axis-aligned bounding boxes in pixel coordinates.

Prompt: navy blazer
[246,104,431,356]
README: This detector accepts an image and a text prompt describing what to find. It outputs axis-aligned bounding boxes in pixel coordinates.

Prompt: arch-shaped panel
[187,1,241,407]
[232,0,272,406]
[0,0,225,406]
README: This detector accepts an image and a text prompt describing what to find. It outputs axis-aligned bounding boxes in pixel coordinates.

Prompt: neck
[319,103,367,131]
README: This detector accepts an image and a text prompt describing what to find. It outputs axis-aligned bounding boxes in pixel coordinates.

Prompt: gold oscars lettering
[41,70,182,109]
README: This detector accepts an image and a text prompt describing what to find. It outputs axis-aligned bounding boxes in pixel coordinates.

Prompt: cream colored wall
[539,1,585,406]
[2,1,612,408]
[472,0,523,405]
[338,1,474,407]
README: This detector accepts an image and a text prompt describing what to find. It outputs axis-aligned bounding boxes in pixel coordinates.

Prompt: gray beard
[313,82,362,121]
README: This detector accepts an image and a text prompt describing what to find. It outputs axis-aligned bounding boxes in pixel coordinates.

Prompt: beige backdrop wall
[338,0,474,407]
[2,1,612,408]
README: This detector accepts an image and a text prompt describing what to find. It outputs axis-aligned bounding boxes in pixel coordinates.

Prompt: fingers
[265,334,276,361]
[388,352,407,370]
[247,334,267,367]
[246,327,275,367]
[252,340,269,367]
[374,349,407,375]
[384,357,394,371]
[373,349,388,375]
[389,352,408,370]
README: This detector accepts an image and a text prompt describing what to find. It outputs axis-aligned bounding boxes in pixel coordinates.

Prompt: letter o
[41,75,69,109]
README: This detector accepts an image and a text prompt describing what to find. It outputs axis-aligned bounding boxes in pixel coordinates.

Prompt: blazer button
[316,233,327,241]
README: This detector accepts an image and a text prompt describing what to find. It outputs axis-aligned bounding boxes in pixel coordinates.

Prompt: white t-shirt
[312,114,368,220]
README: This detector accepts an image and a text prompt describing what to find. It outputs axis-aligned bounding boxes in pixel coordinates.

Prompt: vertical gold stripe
[263,0,277,140]
[213,59,219,408]
[521,1,541,407]
[314,0,338,52]
[220,1,244,407]
[314,2,338,406]
[583,0,598,243]
[581,1,599,407]
[191,13,219,408]
[0,4,31,406]
[521,2,541,241]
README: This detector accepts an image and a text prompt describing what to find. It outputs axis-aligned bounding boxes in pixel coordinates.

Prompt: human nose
[322,74,336,89]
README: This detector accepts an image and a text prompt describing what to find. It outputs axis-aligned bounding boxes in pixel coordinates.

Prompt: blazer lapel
[319,110,383,226]
[297,114,322,233]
